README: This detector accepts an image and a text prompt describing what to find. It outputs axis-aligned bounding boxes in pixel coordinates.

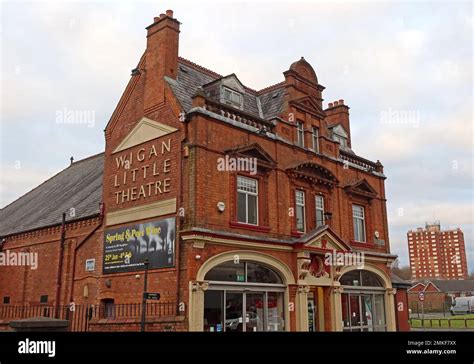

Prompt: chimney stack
[325,99,351,148]
[144,10,180,111]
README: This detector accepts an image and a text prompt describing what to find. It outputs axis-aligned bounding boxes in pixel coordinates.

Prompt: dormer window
[330,124,349,148]
[333,133,347,147]
[223,87,242,108]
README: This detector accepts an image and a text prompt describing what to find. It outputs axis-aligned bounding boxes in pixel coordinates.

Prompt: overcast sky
[1,0,472,271]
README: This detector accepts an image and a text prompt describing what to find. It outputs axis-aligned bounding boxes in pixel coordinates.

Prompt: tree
[391,259,412,281]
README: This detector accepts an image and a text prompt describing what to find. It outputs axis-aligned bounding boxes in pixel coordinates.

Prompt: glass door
[245,292,264,332]
[341,292,386,332]
[225,292,244,332]
[360,294,374,332]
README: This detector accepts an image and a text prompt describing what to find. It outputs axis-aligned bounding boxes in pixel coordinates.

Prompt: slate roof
[166,58,285,120]
[0,153,104,237]
[391,273,411,288]
[429,280,474,293]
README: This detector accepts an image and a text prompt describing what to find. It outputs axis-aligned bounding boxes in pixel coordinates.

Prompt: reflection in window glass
[204,261,245,282]
[361,270,383,287]
[204,290,224,332]
[374,295,386,331]
[267,292,285,331]
[247,262,282,284]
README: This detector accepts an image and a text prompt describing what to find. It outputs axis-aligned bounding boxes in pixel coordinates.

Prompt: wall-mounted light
[217,202,225,213]
[323,212,333,221]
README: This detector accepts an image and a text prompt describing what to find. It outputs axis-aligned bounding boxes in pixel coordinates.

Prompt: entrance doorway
[340,270,387,331]
[203,260,286,332]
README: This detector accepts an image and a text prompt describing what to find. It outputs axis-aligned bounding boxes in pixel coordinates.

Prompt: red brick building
[407,280,474,313]
[408,222,468,280]
[0,10,403,332]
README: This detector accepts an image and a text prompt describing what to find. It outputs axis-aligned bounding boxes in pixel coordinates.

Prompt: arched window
[340,270,383,287]
[204,261,283,285]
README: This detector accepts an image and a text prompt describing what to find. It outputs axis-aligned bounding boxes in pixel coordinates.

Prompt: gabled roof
[294,224,353,252]
[0,153,104,237]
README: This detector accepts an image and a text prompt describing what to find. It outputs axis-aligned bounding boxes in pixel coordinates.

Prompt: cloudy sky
[1,0,472,271]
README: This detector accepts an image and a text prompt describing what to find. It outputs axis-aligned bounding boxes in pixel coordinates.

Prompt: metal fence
[409,301,451,317]
[0,302,177,332]
[409,317,474,329]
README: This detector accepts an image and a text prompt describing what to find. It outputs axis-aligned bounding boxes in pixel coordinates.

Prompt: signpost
[140,259,150,332]
[418,292,425,331]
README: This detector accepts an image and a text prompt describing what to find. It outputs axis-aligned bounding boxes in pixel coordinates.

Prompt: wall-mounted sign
[85,259,96,272]
[144,292,161,300]
[103,217,175,274]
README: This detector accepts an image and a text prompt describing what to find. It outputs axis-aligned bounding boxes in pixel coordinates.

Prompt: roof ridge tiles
[178,57,223,79]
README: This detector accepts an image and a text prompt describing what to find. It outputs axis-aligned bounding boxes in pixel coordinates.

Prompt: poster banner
[103,217,175,274]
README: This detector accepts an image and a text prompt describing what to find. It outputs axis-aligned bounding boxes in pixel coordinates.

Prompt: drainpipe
[69,203,104,304]
[55,212,66,318]
[176,114,189,317]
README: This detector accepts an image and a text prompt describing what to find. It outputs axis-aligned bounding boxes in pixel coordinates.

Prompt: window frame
[295,190,306,233]
[315,195,325,228]
[333,133,348,148]
[296,122,305,147]
[352,204,366,243]
[223,87,243,108]
[236,175,259,226]
[311,126,319,152]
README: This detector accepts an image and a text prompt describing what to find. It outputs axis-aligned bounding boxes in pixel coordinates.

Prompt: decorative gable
[302,230,353,252]
[344,179,377,200]
[286,161,338,188]
[225,143,276,170]
[113,117,178,154]
[289,95,326,119]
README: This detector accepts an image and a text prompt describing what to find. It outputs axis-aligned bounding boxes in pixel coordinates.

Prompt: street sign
[418,292,425,302]
[144,292,161,300]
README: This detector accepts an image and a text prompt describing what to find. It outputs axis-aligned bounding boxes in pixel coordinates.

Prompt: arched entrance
[203,260,285,332]
[189,250,294,332]
[340,270,386,331]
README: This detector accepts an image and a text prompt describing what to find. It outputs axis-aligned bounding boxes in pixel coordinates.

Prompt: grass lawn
[410,314,474,329]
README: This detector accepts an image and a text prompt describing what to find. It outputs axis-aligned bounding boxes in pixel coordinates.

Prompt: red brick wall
[395,289,410,331]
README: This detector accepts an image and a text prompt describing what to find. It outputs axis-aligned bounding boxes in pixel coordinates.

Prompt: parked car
[450,296,474,315]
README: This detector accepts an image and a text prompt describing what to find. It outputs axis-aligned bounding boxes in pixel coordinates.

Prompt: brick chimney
[324,99,351,148]
[144,10,180,111]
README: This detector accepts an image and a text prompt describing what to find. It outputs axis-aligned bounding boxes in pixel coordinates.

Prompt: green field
[410,314,474,329]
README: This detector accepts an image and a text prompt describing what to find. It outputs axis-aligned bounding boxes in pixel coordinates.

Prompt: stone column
[331,284,344,332]
[296,285,310,332]
[386,287,397,331]
[188,281,209,332]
